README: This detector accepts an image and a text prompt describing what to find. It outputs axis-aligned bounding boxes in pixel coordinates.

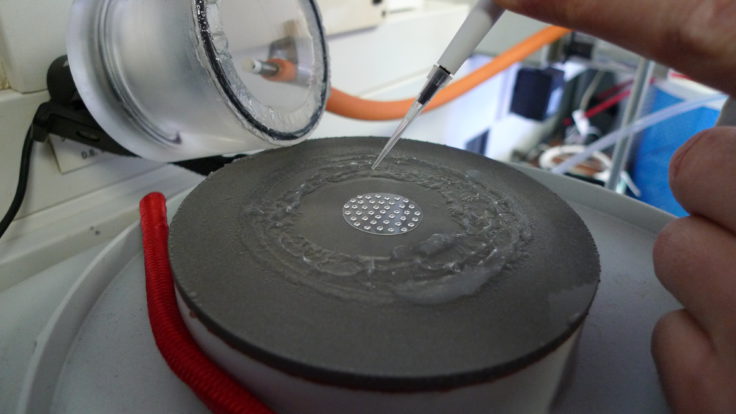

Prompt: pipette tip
[371,101,424,170]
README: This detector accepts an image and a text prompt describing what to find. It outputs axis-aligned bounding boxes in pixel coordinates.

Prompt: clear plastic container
[67,0,329,161]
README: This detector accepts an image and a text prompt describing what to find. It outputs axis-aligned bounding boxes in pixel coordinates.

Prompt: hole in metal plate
[343,193,422,235]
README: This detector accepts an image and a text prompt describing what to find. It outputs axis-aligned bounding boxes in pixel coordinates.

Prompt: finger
[651,310,719,413]
[493,0,736,96]
[653,216,736,348]
[670,127,736,235]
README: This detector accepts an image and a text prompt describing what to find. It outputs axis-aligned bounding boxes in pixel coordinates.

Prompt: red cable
[668,71,693,81]
[563,77,657,127]
[594,79,634,101]
[563,89,632,127]
[140,192,275,414]
[584,89,632,119]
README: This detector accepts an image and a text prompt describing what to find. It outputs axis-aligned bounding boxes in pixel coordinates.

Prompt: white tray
[17,166,680,413]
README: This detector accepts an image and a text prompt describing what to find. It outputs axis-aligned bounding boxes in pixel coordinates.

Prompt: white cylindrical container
[66,0,329,161]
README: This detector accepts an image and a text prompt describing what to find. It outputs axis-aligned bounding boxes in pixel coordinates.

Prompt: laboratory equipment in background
[630,79,722,216]
[510,60,725,210]
[0,0,728,412]
[509,67,565,121]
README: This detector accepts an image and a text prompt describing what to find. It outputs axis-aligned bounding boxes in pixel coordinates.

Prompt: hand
[651,127,736,413]
[493,0,736,97]
[490,0,736,411]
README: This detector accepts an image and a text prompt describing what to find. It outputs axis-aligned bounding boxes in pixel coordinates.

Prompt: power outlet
[48,134,117,174]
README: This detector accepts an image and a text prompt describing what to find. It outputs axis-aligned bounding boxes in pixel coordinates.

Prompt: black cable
[173,154,247,175]
[0,127,35,240]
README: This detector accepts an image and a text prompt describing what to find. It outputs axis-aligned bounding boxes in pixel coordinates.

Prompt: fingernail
[670,131,705,181]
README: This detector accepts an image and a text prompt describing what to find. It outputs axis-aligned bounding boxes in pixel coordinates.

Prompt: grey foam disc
[169,137,600,391]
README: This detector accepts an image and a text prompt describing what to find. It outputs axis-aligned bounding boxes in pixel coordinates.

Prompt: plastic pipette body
[437,0,505,74]
[372,0,505,169]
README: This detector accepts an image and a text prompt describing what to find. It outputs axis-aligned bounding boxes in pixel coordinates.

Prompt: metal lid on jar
[169,138,600,391]
[67,0,328,161]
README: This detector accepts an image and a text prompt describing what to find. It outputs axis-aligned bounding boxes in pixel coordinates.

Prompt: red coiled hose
[140,192,274,414]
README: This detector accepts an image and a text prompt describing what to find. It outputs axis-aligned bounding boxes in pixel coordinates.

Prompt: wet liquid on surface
[241,154,533,305]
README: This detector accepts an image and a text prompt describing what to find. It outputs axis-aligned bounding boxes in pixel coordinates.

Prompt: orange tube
[326,26,571,121]
[264,58,298,82]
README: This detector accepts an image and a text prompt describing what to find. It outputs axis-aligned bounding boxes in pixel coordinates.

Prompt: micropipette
[372,0,505,170]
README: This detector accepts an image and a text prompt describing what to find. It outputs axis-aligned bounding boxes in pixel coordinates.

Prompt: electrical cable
[563,77,658,127]
[0,128,35,241]
[584,89,632,120]
[595,79,634,102]
[563,89,631,127]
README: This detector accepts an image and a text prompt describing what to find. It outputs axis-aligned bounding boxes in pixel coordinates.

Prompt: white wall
[0,60,7,90]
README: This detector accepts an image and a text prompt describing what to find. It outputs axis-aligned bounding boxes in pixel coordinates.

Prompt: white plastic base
[177,291,580,414]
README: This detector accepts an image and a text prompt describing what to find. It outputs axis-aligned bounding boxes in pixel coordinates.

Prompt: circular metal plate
[169,137,600,391]
[342,193,422,235]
